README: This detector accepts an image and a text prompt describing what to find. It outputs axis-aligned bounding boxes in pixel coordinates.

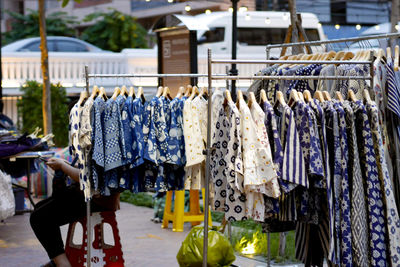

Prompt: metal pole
[230,0,239,101]
[369,50,374,90]
[267,232,271,267]
[203,48,213,267]
[84,65,91,267]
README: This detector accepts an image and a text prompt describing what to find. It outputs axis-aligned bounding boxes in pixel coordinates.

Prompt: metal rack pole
[203,48,213,267]
[84,65,91,267]
[211,75,371,80]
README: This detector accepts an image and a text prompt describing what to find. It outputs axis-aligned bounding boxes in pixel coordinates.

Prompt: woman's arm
[46,158,80,183]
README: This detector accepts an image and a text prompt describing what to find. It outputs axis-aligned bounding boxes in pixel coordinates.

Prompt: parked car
[1,36,108,52]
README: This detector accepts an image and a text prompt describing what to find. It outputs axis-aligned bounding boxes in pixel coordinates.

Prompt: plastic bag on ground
[0,170,15,220]
[177,226,236,267]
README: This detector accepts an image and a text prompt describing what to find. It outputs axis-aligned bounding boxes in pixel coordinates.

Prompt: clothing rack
[83,69,208,267]
[265,32,400,59]
[205,48,374,267]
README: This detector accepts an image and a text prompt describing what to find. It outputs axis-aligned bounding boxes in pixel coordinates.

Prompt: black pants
[30,186,104,259]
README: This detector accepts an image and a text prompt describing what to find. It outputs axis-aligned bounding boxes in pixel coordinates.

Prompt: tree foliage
[2,9,77,45]
[81,9,148,52]
[17,81,70,147]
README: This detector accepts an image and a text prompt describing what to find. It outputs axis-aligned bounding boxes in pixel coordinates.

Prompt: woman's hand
[46,158,65,171]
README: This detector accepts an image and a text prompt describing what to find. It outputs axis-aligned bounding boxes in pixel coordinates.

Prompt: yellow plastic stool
[162,189,212,232]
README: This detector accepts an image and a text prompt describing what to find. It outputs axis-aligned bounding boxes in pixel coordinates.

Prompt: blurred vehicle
[1,36,108,52]
[347,22,400,53]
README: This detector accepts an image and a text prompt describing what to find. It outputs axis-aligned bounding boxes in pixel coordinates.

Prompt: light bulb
[205,9,211,15]
[245,14,251,21]
[356,24,361,30]
[375,25,380,30]
[145,0,150,2]
[335,24,340,30]
[396,25,400,31]
[317,23,322,28]
[265,17,271,24]
[185,4,191,12]
[283,13,288,20]
[228,7,233,13]
[167,0,173,2]
[239,6,248,12]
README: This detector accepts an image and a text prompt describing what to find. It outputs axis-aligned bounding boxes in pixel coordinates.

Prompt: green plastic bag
[177,226,236,267]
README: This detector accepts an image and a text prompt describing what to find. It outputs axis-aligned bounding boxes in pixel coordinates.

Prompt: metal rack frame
[205,48,374,267]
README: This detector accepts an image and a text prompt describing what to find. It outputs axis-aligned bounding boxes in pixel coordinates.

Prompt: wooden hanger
[274,91,287,108]
[303,90,312,102]
[189,86,199,100]
[162,86,173,100]
[120,85,128,97]
[260,89,268,104]
[184,85,192,97]
[128,86,135,97]
[297,91,305,102]
[156,86,163,97]
[395,45,399,71]
[343,52,354,60]
[98,86,108,100]
[78,90,88,106]
[236,90,244,108]
[224,90,233,103]
[176,86,185,99]
[322,91,332,101]
[363,89,372,104]
[288,89,299,106]
[333,51,345,61]
[314,91,325,102]
[137,86,145,101]
[348,89,358,102]
[198,87,208,99]
[279,55,290,60]
[90,85,99,99]
[335,91,344,102]
[377,48,384,62]
[325,51,336,61]
[387,47,392,60]
[111,86,121,100]
[248,92,257,108]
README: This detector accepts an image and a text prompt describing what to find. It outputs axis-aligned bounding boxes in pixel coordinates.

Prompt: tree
[81,9,148,52]
[2,10,77,45]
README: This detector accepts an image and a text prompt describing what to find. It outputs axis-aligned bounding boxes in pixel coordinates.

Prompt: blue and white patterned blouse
[167,97,186,166]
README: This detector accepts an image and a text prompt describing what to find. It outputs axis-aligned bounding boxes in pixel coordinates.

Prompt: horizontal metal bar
[210,75,371,80]
[87,73,208,78]
[266,32,400,49]
[210,59,371,64]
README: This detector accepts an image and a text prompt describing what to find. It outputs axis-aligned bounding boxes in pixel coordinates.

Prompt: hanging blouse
[143,96,159,164]
[367,102,400,266]
[78,97,94,201]
[121,96,136,165]
[351,100,388,267]
[336,64,370,99]
[317,65,337,95]
[167,97,186,166]
[342,101,369,267]
[131,97,145,168]
[211,101,246,221]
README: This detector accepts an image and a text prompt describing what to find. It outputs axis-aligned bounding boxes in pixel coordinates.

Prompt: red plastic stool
[65,211,125,267]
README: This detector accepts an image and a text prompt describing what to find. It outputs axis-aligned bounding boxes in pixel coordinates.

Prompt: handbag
[52,156,78,197]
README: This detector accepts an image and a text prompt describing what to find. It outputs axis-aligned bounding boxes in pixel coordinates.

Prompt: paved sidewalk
[0,202,295,267]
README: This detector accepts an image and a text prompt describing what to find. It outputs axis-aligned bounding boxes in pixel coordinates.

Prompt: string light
[145,0,150,2]
[205,9,211,15]
[396,25,400,31]
[239,6,248,12]
[245,13,251,21]
[167,0,173,2]
[375,24,380,30]
[335,24,340,30]
[185,4,191,12]
[228,7,233,13]
[283,13,288,20]
[356,24,361,30]
[265,17,271,24]
[317,23,322,28]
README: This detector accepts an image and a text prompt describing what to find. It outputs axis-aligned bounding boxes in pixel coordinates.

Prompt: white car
[1,36,107,52]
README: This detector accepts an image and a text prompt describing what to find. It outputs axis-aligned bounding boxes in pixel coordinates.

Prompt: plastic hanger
[111,86,121,100]
[260,89,269,104]
[348,89,358,102]
[90,85,99,99]
[78,90,88,106]
[363,89,372,104]
[184,85,192,97]
[395,45,399,71]
[248,92,257,108]
[189,86,199,100]
[314,91,325,102]
[120,85,128,97]
[322,91,332,101]
[303,90,312,103]
[162,86,173,100]
[98,86,108,100]
[335,91,344,102]
[156,86,163,97]
[176,86,185,99]
[128,86,135,97]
